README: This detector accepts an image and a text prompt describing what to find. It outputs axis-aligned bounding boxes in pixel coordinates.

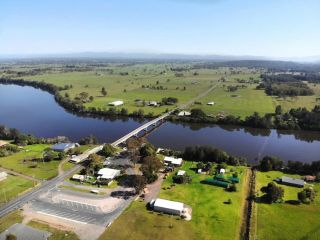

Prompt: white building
[177,170,186,176]
[178,111,191,116]
[108,100,124,106]
[164,156,183,166]
[220,168,226,174]
[207,102,215,106]
[151,198,185,216]
[71,174,85,182]
[0,172,8,182]
[148,101,158,107]
[97,168,121,181]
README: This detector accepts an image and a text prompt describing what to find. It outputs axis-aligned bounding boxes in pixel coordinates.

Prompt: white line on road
[37,211,88,224]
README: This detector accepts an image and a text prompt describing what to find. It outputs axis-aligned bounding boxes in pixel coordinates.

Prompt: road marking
[60,199,98,208]
[37,211,88,224]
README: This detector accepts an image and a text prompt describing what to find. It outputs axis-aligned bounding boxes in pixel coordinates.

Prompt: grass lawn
[0,144,60,180]
[101,162,248,240]
[28,221,80,240]
[61,161,75,172]
[254,171,320,240]
[0,211,23,234]
[0,174,34,206]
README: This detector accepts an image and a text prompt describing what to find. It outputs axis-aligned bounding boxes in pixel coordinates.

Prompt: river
[0,84,319,164]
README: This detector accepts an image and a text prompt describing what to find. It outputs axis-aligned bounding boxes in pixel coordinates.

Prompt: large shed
[97,168,121,180]
[164,156,183,166]
[51,143,78,152]
[108,100,124,106]
[152,198,185,216]
[279,176,305,188]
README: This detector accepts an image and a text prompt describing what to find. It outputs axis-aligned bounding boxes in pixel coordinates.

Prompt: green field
[253,171,320,240]
[101,162,248,240]
[5,63,317,118]
[0,175,34,206]
[0,144,60,180]
[273,83,320,112]
[194,85,275,119]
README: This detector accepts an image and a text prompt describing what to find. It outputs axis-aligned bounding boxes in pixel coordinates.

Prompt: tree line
[258,155,320,179]
[171,105,320,131]
[257,74,314,97]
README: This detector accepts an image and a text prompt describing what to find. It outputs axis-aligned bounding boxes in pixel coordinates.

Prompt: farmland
[1,63,319,119]
[101,162,248,240]
[253,171,320,240]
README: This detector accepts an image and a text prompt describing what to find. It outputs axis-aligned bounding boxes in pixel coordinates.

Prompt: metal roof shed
[153,198,184,216]
[280,176,305,188]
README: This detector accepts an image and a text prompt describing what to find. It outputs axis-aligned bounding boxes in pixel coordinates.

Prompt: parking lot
[58,199,101,213]
[30,199,107,225]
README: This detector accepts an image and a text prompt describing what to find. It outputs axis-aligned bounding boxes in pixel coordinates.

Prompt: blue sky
[0,0,319,58]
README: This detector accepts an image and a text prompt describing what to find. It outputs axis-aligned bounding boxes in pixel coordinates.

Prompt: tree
[100,144,116,157]
[265,182,284,203]
[275,105,283,115]
[190,109,206,118]
[139,143,156,158]
[87,153,104,174]
[259,156,283,172]
[173,174,192,184]
[228,183,237,192]
[79,135,98,145]
[132,175,146,194]
[140,156,162,183]
[101,87,107,96]
[197,162,205,170]
[298,187,317,204]
[5,234,17,240]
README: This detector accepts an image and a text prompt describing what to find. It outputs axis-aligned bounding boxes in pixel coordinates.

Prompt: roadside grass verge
[0,211,23,234]
[0,175,34,207]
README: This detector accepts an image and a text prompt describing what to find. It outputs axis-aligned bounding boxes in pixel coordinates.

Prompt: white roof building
[108,100,124,106]
[164,156,183,166]
[97,168,121,180]
[152,198,184,216]
[220,168,226,174]
[177,170,186,176]
[0,172,8,182]
[178,111,191,116]
[207,102,215,106]
[71,174,85,181]
[148,101,158,106]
